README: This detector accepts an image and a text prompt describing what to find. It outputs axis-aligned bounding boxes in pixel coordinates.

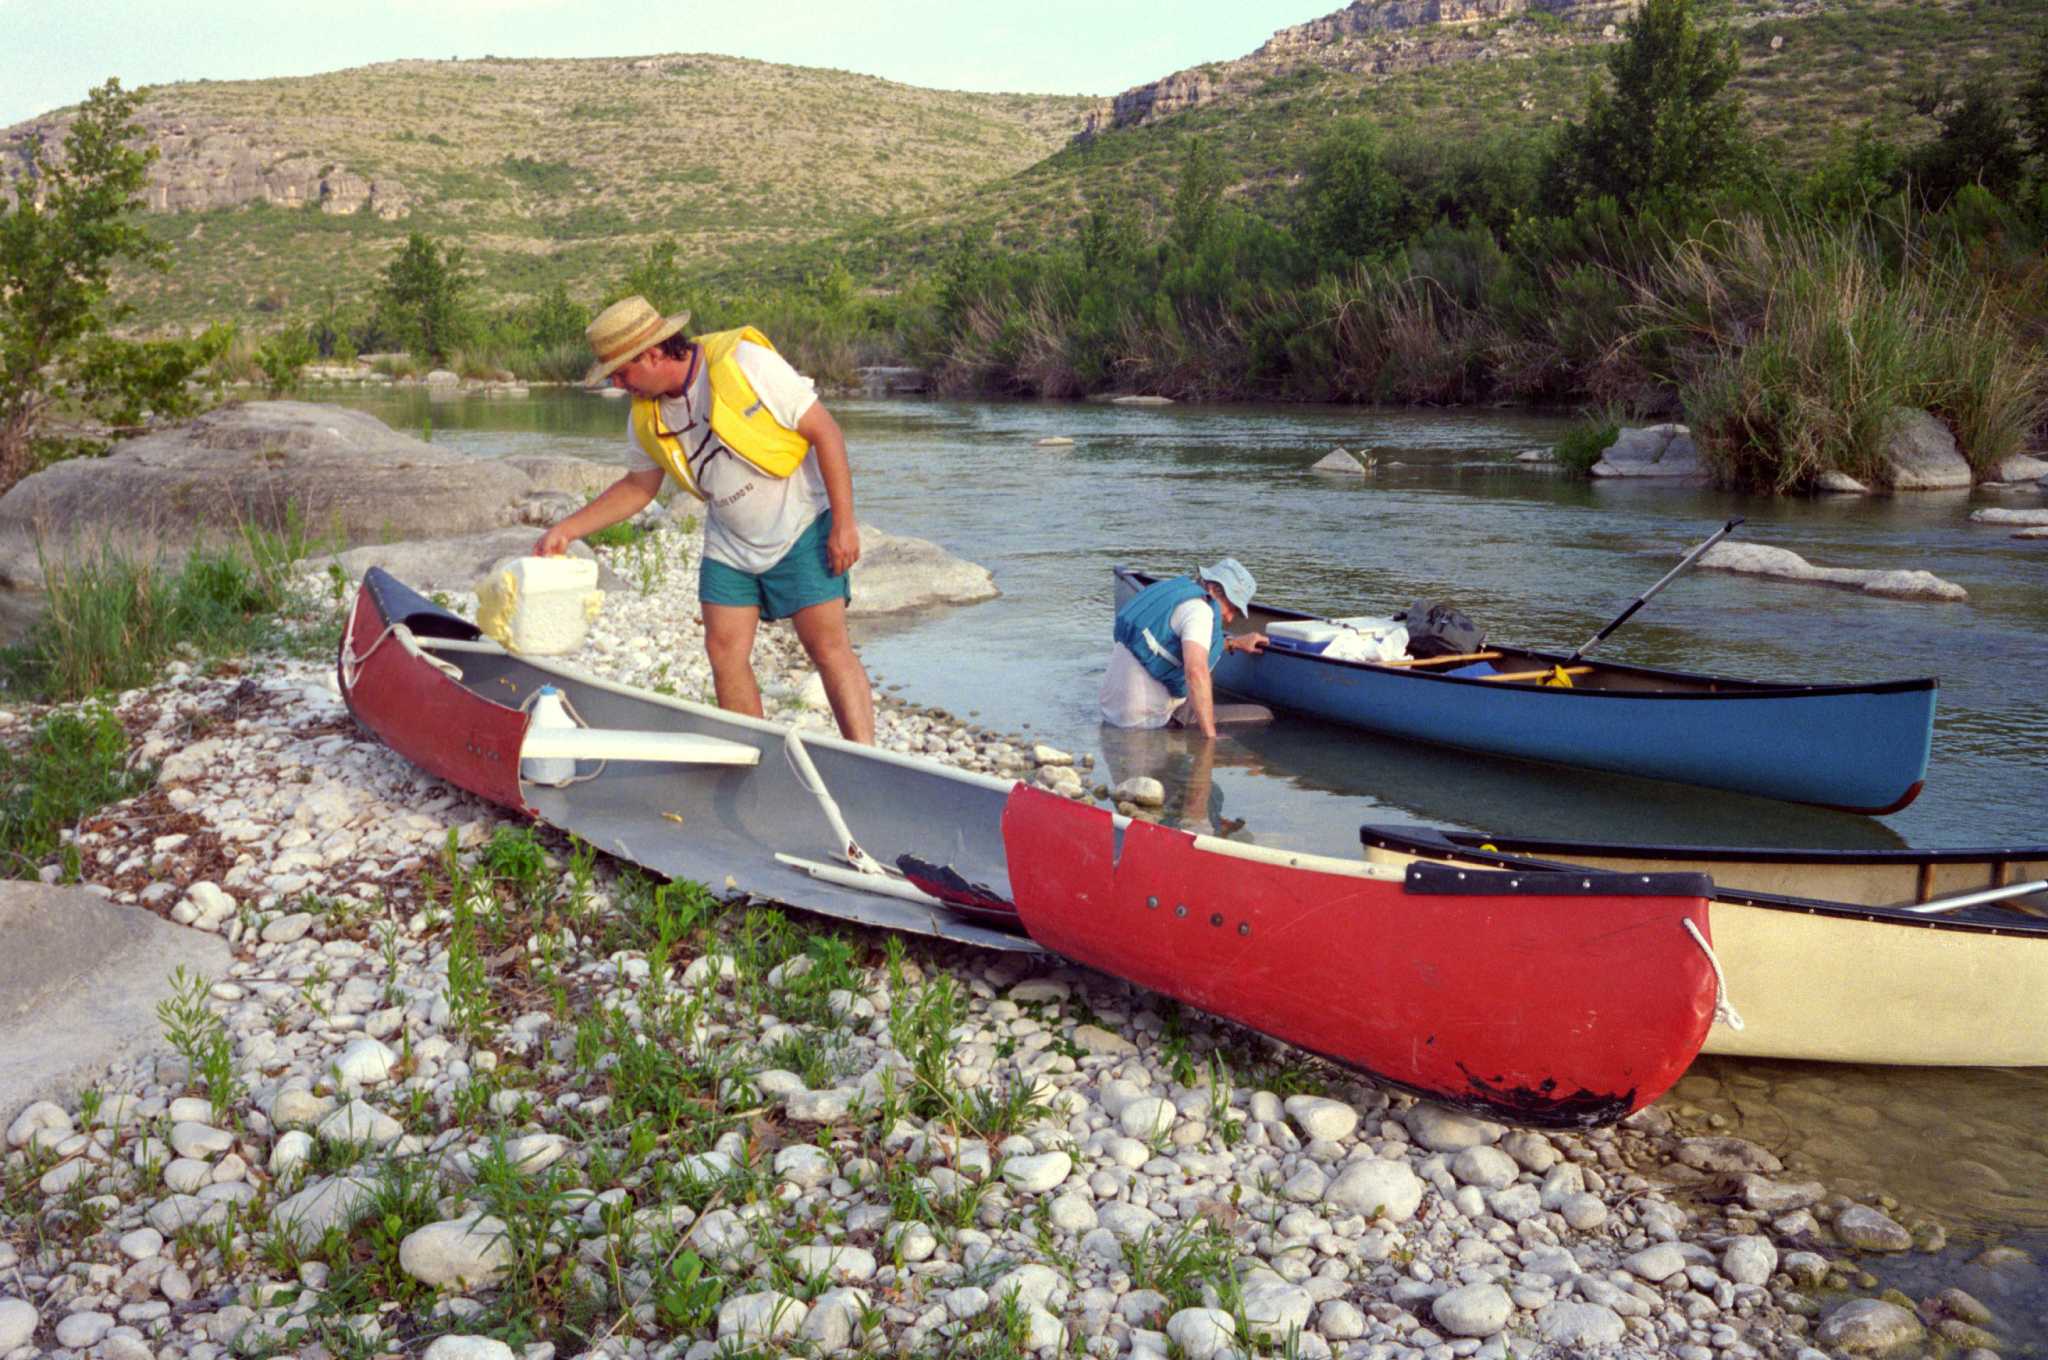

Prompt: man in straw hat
[534,296,875,742]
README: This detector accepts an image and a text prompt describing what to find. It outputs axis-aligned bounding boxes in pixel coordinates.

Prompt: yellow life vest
[628,325,812,501]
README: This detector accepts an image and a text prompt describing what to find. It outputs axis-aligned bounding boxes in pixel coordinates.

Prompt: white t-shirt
[630,340,826,574]
[1099,598,1216,729]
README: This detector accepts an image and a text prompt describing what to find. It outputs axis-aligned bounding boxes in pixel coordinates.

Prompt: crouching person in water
[1100,559,1268,739]
[534,296,876,743]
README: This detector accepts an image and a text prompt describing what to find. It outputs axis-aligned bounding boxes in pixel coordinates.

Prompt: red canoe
[1001,786,1722,1128]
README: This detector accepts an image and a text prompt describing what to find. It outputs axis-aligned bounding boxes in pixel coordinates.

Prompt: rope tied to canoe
[1682,918,1745,1031]
[340,589,462,689]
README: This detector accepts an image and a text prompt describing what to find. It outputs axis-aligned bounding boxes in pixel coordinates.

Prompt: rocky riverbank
[0,527,2030,1360]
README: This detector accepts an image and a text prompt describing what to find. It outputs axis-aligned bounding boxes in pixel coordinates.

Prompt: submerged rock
[1700,541,1966,602]
[1970,507,2048,527]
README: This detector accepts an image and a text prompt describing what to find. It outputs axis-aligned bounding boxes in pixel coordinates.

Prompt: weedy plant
[156,965,245,1123]
[1122,1220,1242,1315]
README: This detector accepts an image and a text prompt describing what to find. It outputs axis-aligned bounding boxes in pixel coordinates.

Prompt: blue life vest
[1113,577,1223,698]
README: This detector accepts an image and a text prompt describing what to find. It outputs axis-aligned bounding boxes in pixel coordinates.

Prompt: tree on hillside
[379,233,473,363]
[1542,0,1750,216]
[1170,138,1228,255]
[2020,34,2048,163]
[1909,80,2027,209]
[1298,121,1413,264]
[0,79,226,495]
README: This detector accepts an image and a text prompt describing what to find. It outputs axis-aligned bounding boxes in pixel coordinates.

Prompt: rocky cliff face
[0,109,409,218]
[1259,0,1639,51]
[1077,0,1642,139]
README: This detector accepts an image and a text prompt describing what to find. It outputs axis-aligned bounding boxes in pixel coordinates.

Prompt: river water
[331,386,2047,1319]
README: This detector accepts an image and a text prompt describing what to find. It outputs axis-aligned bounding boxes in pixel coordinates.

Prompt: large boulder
[1991,452,2048,483]
[848,521,998,616]
[1590,424,1705,480]
[1883,409,1973,489]
[1699,542,1966,602]
[0,402,536,588]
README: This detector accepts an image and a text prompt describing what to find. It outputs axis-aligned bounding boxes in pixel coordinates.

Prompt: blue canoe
[1113,567,1937,814]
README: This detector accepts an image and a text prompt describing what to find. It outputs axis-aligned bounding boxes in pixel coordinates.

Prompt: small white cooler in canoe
[1265,616,1408,664]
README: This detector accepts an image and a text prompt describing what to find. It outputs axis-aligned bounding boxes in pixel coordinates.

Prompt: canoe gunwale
[1361,825,2048,940]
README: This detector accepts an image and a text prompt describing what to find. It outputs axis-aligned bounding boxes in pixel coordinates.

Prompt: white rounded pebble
[118,1227,164,1260]
[1452,1143,1518,1189]
[55,1311,114,1348]
[718,1290,808,1343]
[400,1214,513,1289]
[1432,1283,1512,1337]
[1323,1157,1425,1222]
[1166,1307,1237,1360]
[422,1338,517,1360]
[329,1037,397,1085]
[1002,1150,1072,1193]
[1119,1096,1174,1140]
[1723,1234,1778,1286]
[1283,1095,1358,1142]
[0,1299,37,1351]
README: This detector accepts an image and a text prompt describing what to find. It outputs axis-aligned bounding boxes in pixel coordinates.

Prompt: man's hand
[1227,632,1269,655]
[826,516,861,577]
[533,524,574,557]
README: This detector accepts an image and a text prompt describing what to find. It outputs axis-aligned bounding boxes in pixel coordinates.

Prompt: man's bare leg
[789,598,875,744]
[701,602,765,718]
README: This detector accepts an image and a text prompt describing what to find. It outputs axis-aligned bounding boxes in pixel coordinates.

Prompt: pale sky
[3,0,1342,126]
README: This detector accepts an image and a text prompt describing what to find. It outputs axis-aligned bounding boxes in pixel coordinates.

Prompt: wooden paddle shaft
[1377,651,1502,669]
[1480,666,1594,684]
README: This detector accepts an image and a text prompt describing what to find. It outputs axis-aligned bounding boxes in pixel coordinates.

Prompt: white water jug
[521,685,578,787]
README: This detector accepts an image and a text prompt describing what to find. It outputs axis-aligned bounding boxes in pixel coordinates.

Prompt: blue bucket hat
[1199,558,1256,616]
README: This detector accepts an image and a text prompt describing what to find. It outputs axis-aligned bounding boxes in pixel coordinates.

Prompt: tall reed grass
[1638,214,2048,490]
[2,512,329,701]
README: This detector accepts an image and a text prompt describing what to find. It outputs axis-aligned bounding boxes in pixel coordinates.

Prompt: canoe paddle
[1568,517,1744,664]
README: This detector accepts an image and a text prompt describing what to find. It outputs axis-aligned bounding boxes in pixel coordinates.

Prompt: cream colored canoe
[1360,828,2048,1067]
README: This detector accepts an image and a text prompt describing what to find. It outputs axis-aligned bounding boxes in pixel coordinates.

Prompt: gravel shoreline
[0,523,2020,1360]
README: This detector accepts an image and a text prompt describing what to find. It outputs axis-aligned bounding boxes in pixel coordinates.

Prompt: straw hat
[582,295,692,386]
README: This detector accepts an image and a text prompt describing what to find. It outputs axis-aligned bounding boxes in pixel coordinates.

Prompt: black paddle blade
[896,855,1025,928]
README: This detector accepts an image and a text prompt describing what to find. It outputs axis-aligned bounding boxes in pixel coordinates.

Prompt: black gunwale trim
[1404,860,1715,899]
[1361,824,2048,940]
[1117,567,1938,700]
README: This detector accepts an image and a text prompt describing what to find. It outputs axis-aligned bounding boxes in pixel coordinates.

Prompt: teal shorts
[698,511,852,622]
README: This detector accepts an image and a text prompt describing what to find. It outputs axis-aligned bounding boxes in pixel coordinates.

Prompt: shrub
[1553,417,1621,475]
[0,705,151,878]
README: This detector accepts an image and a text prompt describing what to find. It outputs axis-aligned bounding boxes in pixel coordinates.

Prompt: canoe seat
[520,727,761,767]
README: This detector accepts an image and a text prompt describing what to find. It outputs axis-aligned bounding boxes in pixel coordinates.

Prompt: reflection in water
[1666,1058,2048,1352]
[1095,724,1255,837]
[1225,715,1911,851]
[1670,1060,2048,1232]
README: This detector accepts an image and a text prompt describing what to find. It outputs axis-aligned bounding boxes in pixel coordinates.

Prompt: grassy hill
[0,54,1091,328]
[11,0,2041,332]
[775,0,2046,288]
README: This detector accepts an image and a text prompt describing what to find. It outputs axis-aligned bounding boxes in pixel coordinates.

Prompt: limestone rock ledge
[1699,542,1966,603]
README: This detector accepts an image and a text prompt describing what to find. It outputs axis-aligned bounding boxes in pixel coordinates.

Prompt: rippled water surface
[330,387,2048,1302]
